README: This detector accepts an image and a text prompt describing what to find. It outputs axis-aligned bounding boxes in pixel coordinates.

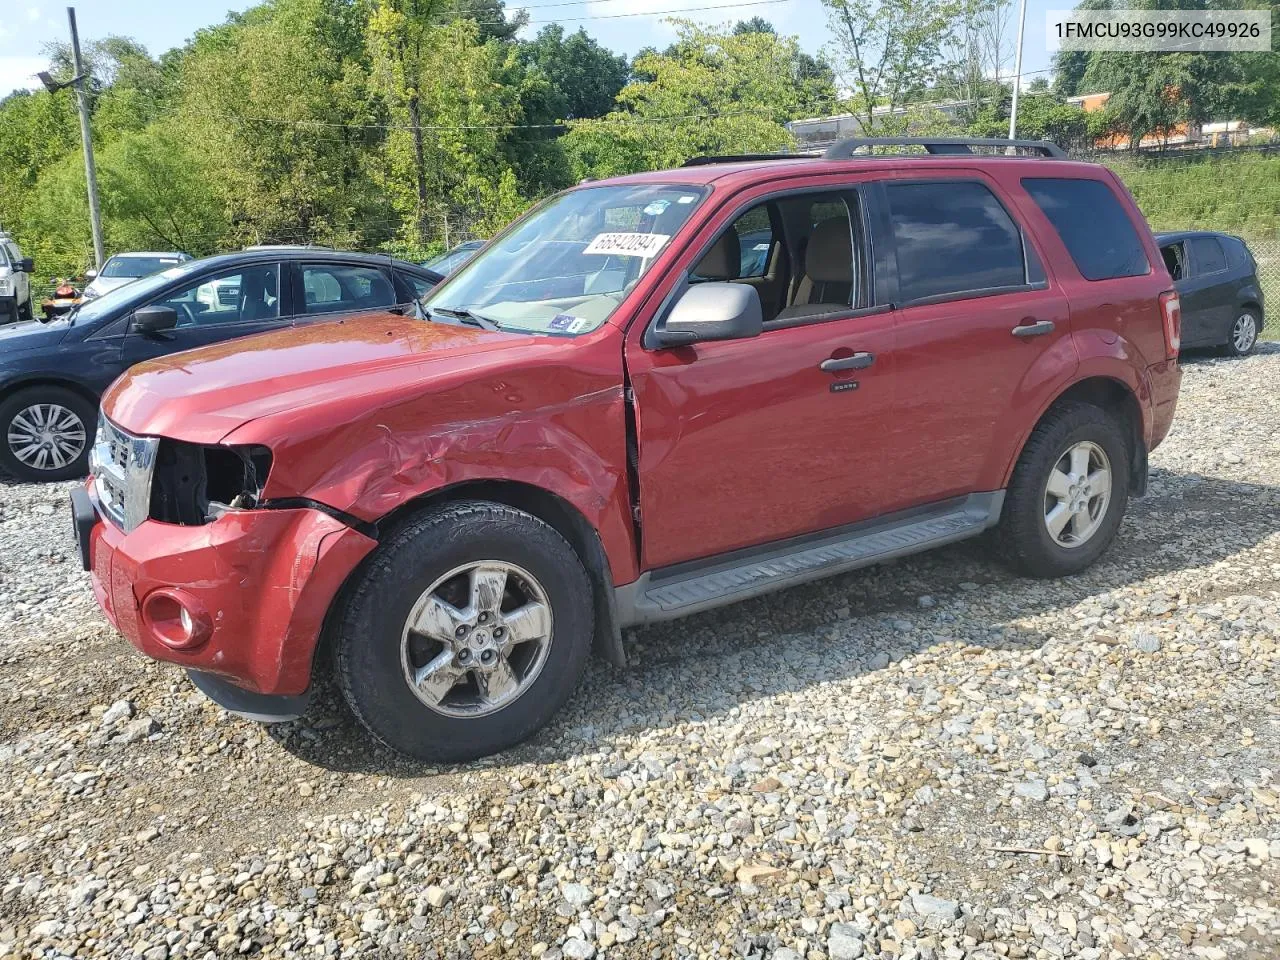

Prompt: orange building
[1066,91,1198,149]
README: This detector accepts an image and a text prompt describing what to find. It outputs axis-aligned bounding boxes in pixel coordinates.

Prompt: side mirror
[653,282,763,348]
[132,305,178,334]
[85,267,98,279]
[18,258,34,273]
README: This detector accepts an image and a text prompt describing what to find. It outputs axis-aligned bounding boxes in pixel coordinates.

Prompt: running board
[615,492,1003,627]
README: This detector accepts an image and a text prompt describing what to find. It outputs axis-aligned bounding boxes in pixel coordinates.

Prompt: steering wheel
[174,303,197,327]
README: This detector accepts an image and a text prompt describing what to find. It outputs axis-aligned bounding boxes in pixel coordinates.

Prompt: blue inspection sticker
[550,313,577,331]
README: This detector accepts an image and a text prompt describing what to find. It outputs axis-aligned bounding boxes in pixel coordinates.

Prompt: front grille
[216,284,240,306]
[90,414,159,532]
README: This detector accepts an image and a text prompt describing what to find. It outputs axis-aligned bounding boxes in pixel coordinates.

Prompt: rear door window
[1188,236,1227,276]
[884,181,1026,302]
[1022,177,1149,281]
[301,264,395,315]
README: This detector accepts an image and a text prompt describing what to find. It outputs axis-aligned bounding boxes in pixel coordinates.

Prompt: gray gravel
[2,347,1278,959]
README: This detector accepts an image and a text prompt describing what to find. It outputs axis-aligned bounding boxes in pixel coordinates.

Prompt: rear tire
[335,500,594,762]
[1223,308,1260,357]
[0,386,96,483]
[994,402,1130,578]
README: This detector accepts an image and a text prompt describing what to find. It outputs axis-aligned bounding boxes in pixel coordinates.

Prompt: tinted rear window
[1189,236,1227,275]
[1022,177,1149,281]
[1222,235,1254,269]
[885,181,1026,302]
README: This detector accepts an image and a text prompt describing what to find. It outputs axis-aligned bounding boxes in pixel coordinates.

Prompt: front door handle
[1012,320,1055,338]
[820,352,874,373]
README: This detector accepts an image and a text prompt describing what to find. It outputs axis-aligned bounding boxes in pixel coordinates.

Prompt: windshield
[72,261,206,325]
[426,184,707,335]
[101,255,183,279]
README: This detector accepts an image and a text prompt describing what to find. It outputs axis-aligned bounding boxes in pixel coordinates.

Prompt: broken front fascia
[89,489,376,696]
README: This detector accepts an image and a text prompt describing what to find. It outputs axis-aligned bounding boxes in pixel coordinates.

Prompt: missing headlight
[149,441,273,525]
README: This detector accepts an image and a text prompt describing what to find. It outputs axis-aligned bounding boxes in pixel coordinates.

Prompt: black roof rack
[823,137,1068,159]
[681,153,818,166]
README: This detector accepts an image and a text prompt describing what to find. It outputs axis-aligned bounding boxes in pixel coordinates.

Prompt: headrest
[696,229,741,281]
[804,218,852,284]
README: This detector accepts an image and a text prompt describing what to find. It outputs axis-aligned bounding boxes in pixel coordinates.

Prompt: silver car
[81,252,192,300]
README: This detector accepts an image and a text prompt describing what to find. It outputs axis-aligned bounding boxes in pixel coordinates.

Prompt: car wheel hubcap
[1233,313,1257,353]
[1043,441,1112,549]
[7,403,86,471]
[400,561,552,718]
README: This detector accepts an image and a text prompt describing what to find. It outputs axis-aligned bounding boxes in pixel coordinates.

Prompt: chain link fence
[1242,236,1278,340]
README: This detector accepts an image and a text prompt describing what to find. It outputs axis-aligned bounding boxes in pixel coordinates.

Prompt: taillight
[1159,290,1181,359]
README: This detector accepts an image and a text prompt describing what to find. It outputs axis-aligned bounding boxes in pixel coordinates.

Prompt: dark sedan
[1158,231,1265,356]
[0,249,441,482]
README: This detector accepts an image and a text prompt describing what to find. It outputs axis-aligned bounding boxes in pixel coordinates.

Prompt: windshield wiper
[429,306,502,331]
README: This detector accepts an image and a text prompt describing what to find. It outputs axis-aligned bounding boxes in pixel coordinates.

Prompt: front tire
[335,500,594,762]
[1223,308,1260,357]
[995,403,1130,578]
[0,386,96,482]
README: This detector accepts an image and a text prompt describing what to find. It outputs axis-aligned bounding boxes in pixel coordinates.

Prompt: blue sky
[0,0,1059,102]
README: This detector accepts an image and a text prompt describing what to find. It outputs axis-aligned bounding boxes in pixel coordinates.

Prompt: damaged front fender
[221,348,639,584]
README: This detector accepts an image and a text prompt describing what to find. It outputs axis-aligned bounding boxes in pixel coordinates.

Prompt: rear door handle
[1012,320,1055,338]
[820,352,874,372]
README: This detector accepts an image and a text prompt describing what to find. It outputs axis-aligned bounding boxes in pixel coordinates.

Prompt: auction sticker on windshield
[584,233,670,258]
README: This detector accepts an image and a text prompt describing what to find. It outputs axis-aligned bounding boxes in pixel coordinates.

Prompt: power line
[520,0,789,24]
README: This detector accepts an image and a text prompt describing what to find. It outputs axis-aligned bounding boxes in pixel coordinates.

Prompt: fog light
[141,589,211,650]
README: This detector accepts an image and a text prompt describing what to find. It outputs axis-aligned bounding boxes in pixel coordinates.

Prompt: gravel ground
[1,348,1278,960]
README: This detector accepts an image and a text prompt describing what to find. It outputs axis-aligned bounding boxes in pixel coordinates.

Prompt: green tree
[174,0,390,246]
[0,89,80,240]
[821,0,967,132]
[733,16,777,34]
[1054,0,1280,141]
[966,88,1096,151]
[369,13,540,250]
[565,21,825,178]
[519,25,629,121]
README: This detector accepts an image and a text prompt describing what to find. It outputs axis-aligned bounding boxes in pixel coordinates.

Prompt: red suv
[72,139,1182,762]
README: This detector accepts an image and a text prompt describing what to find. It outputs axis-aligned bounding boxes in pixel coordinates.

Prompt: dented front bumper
[79,481,376,702]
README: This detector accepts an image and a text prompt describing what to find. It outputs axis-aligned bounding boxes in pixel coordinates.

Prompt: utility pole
[68,6,104,270]
[1007,0,1028,141]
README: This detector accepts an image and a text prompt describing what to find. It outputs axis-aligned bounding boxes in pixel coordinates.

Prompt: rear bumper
[1146,358,1181,452]
[80,481,377,697]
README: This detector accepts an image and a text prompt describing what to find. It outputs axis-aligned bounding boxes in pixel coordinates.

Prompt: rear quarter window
[1222,236,1254,270]
[1022,177,1150,281]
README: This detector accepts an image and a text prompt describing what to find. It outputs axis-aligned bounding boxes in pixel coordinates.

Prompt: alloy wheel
[1232,313,1258,354]
[1043,441,1112,548]
[400,561,553,718]
[6,403,87,471]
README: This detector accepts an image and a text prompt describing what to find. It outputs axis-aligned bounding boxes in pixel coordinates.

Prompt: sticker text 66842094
[584,232,671,258]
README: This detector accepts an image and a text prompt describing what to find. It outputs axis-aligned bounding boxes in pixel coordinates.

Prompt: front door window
[150,265,281,327]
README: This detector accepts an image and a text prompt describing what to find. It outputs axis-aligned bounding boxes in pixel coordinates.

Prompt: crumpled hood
[0,318,70,354]
[102,313,532,443]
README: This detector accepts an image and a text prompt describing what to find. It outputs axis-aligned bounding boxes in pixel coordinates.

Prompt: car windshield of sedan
[71,261,205,326]
[101,255,184,278]
[425,184,707,335]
